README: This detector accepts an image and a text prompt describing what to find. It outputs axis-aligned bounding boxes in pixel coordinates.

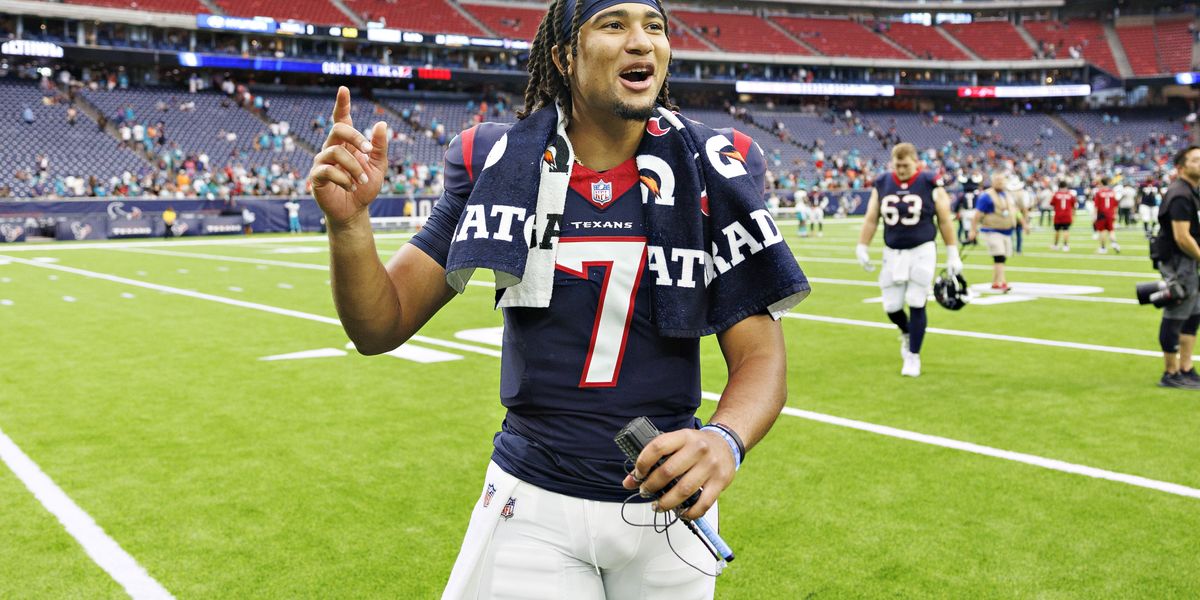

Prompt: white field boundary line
[0,233,414,252]
[111,247,496,289]
[7,256,1200,502]
[806,277,1139,305]
[0,428,174,599]
[697,392,1200,500]
[785,313,1167,358]
[0,254,491,353]
[795,255,1153,278]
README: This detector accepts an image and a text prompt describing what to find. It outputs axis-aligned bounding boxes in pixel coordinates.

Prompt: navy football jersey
[410,122,767,501]
[874,170,941,250]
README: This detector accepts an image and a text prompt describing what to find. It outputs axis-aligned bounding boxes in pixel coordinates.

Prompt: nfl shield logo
[482,483,496,508]
[591,180,613,206]
[501,497,516,520]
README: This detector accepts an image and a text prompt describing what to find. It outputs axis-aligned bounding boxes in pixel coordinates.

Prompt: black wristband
[706,422,746,460]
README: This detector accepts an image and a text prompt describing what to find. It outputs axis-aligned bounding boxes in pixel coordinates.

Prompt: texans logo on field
[591,180,613,206]
[483,483,496,508]
[646,116,671,137]
[501,497,516,520]
[70,222,92,240]
[0,224,23,243]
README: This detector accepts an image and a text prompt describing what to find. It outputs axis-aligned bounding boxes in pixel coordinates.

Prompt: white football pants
[442,461,719,600]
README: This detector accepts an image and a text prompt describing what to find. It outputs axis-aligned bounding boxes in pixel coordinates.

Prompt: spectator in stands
[66,105,77,126]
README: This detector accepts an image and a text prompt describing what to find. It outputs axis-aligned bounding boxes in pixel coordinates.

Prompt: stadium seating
[881,23,969,61]
[62,0,207,14]
[462,3,542,41]
[1023,19,1119,74]
[1155,18,1194,74]
[774,17,907,59]
[346,0,484,36]
[1059,111,1188,144]
[215,0,351,26]
[942,21,1035,60]
[0,80,150,196]
[672,10,809,55]
[668,20,713,52]
[1116,23,1160,75]
[81,87,312,173]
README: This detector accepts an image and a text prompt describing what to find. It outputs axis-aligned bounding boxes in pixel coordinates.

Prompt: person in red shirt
[1092,178,1121,254]
[1051,181,1077,252]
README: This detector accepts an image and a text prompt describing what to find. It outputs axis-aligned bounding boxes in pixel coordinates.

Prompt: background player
[808,190,828,237]
[1092,177,1121,253]
[1139,179,1162,238]
[857,143,962,377]
[1051,181,1077,251]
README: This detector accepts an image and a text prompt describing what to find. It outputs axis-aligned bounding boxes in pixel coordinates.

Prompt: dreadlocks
[517,0,678,121]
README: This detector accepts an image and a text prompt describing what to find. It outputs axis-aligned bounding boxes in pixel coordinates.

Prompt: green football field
[1,218,1197,598]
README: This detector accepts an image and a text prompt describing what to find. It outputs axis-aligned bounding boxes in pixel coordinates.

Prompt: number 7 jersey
[409,122,768,501]
[874,170,942,250]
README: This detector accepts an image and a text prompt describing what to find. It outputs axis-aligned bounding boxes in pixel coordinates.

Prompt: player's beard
[606,82,662,122]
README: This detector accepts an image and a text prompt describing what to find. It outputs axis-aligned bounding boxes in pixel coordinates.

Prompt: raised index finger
[323,122,372,154]
[332,86,353,127]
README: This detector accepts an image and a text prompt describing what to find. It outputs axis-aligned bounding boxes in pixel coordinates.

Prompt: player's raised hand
[621,428,736,521]
[308,86,391,228]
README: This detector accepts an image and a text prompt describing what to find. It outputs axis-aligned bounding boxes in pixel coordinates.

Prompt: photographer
[1154,146,1200,389]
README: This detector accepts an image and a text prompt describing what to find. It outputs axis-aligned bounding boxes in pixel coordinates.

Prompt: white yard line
[805,277,1139,305]
[117,248,330,271]
[698,392,1200,500]
[784,313,1165,357]
[6,254,1198,505]
[791,242,1150,262]
[0,234,413,252]
[0,427,174,599]
[795,255,1152,278]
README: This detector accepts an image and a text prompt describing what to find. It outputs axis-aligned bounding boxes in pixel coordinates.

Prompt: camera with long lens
[1136,280,1187,308]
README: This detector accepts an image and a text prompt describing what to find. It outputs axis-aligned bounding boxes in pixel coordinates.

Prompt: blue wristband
[702,425,742,471]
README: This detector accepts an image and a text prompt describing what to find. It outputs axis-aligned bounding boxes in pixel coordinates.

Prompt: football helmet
[934,269,970,310]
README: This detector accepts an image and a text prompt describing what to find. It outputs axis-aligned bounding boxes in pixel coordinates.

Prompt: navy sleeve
[976,192,995,214]
[409,123,511,267]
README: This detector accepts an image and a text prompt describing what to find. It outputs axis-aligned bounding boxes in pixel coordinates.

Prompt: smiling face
[555,3,671,122]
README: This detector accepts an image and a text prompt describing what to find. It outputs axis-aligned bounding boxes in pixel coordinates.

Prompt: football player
[307,1,805,598]
[1050,181,1077,252]
[857,143,962,377]
[1092,177,1121,254]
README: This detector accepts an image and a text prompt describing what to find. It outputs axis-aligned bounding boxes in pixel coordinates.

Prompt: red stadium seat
[942,21,1035,60]
[774,17,906,59]
[462,3,543,41]
[1116,23,1161,75]
[216,0,352,26]
[673,9,809,55]
[63,0,206,14]
[1155,18,1194,74]
[345,0,484,36]
[882,23,969,61]
[1023,19,1119,74]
